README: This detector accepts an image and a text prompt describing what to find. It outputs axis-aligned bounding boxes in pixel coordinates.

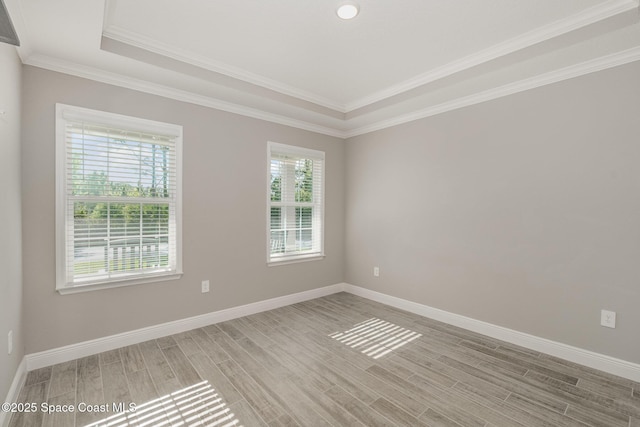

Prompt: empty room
[2,0,640,426]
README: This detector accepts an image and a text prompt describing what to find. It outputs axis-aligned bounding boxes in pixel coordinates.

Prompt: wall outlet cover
[201,280,210,293]
[600,309,616,328]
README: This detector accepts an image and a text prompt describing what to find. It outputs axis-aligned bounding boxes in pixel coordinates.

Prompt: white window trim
[266,141,325,265]
[55,104,183,294]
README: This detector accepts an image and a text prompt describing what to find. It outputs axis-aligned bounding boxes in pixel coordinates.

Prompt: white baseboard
[1,357,26,427]
[25,283,345,371]
[22,281,640,383]
[343,283,640,382]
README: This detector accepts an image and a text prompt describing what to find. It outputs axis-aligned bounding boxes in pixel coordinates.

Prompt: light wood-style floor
[8,292,640,427]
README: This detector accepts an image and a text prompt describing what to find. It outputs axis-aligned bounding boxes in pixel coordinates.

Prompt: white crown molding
[22,44,640,141]
[0,357,26,427]
[345,45,640,138]
[344,0,640,111]
[23,54,347,139]
[102,0,637,114]
[102,24,347,113]
[342,284,640,382]
[24,283,345,371]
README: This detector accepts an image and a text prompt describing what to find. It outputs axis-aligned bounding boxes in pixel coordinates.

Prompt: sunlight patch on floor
[329,317,422,359]
[83,381,240,427]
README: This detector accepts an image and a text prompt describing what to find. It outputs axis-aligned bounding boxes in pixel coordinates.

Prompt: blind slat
[268,142,324,262]
[58,104,182,289]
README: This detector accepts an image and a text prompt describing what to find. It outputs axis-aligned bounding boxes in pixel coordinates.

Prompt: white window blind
[56,104,182,293]
[268,142,324,263]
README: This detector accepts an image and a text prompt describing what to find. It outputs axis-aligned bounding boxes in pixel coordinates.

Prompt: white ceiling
[6,0,640,137]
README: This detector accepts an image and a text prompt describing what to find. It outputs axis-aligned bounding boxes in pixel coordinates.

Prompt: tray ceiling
[6,0,640,137]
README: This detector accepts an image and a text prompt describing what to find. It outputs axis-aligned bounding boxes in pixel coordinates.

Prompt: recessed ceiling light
[336,2,359,20]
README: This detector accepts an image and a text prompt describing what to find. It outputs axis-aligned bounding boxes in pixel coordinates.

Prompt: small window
[268,142,325,264]
[55,104,183,293]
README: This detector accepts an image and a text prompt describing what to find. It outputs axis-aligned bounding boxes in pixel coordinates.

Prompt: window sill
[57,272,183,295]
[268,254,325,267]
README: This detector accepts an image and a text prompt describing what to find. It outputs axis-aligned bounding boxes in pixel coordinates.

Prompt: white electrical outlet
[201,280,210,293]
[600,309,616,328]
[373,266,380,277]
[8,330,13,355]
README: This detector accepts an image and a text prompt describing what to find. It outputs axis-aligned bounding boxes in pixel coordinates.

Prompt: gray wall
[21,66,345,354]
[345,61,640,364]
[17,57,640,366]
[0,43,24,400]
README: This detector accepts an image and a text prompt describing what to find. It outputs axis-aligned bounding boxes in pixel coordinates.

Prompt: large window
[268,142,325,264]
[56,104,182,293]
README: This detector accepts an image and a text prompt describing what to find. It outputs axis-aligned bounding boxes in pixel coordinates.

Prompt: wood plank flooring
[8,293,640,426]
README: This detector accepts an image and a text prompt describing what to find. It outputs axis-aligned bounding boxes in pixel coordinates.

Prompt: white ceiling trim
[102,24,347,114]
[23,46,640,140]
[344,0,639,111]
[23,54,347,139]
[102,0,637,115]
[344,46,640,138]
